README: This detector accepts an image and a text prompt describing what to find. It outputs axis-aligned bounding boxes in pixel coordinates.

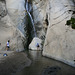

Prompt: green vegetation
[66,17,75,29]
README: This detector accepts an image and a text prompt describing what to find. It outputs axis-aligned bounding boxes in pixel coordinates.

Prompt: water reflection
[14,50,75,75]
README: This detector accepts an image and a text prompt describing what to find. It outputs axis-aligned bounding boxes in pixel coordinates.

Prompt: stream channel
[14,50,75,75]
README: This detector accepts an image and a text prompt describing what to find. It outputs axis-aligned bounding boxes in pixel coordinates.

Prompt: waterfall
[25,0,42,50]
[27,11,36,37]
[25,0,36,37]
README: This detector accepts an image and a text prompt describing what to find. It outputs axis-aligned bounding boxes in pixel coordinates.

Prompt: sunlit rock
[42,0,75,67]
[6,0,26,34]
[0,0,27,51]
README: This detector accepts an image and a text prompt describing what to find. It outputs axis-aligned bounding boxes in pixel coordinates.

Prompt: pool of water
[14,50,75,75]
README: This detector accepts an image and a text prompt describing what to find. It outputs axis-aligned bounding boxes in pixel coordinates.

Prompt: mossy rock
[71,18,75,24]
[71,18,75,29]
[71,24,75,29]
[66,18,75,29]
[66,20,71,25]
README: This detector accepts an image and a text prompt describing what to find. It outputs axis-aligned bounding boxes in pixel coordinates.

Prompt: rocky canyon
[0,0,75,68]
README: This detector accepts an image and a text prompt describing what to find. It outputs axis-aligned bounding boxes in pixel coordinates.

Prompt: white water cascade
[25,0,36,37]
[27,11,36,37]
[25,0,42,50]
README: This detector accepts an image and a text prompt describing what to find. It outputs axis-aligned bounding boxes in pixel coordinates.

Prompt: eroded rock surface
[42,0,75,67]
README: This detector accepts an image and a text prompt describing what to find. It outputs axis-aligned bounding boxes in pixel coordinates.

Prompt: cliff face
[32,0,75,67]
[0,0,26,51]
[32,0,48,39]
[6,0,26,35]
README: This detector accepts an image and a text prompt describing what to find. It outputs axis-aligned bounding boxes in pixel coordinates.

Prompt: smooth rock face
[6,0,26,35]
[42,0,75,67]
[32,0,48,39]
[6,0,27,51]
[0,0,27,51]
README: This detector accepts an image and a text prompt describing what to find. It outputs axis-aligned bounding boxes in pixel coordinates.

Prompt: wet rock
[42,66,61,75]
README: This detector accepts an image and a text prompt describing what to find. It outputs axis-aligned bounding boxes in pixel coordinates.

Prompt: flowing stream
[14,50,75,75]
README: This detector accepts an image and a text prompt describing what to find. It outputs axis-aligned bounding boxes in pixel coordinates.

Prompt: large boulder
[29,37,42,50]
